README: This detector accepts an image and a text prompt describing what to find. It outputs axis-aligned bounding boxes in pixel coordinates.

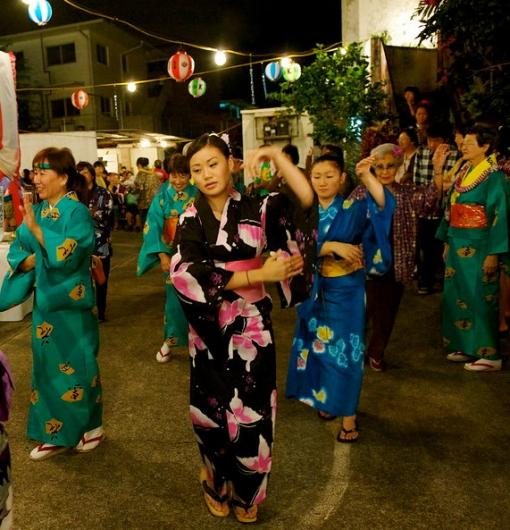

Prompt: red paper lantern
[167,51,195,82]
[71,89,89,110]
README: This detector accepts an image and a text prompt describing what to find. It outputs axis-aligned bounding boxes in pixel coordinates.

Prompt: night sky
[2,0,342,132]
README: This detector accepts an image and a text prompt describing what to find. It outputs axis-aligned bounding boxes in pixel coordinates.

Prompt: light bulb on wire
[127,82,137,93]
[280,56,292,68]
[214,50,227,66]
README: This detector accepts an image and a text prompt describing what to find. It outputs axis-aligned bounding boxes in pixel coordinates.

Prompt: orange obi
[320,256,364,277]
[163,217,178,244]
[450,203,488,229]
[225,257,266,303]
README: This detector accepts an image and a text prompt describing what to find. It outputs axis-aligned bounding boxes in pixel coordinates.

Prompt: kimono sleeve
[170,205,233,310]
[263,192,317,307]
[485,170,509,255]
[137,193,167,276]
[6,224,34,273]
[40,204,94,271]
[362,187,395,275]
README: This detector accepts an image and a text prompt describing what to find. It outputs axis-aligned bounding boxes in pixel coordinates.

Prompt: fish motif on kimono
[41,207,60,220]
[477,346,497,357]
[457,246,476,258]
[30,389,39,405]
[59,362,75,375]
[61,386,84,402]
[56,238,78,261]
[238,434,272,475]
[444,267,456,279]
[454,319,473,330]
[69,282,86,301]
[35,321,53,339]
[45,418,63,436]
[456,299,468,310]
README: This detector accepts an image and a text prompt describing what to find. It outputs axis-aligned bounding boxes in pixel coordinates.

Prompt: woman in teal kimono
[438,125,509,371]
[3,147,103,460]
[286,154,394,442]
[137,154,197,362]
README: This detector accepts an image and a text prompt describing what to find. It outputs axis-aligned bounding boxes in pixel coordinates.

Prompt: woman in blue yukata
[170,134,315,523]
[286,153,395,443]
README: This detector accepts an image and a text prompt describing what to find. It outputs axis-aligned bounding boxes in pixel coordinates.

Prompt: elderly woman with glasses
[438,125,509,372]
[351,143,442,371]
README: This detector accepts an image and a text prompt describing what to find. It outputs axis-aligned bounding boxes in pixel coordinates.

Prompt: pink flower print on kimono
[229,313,272,371]
[238,434,272,474]
[226,388,263,442]
[238,223,265,252]
[251,474,269,506]
[188,325,207,367]
[190,405,220,429]
[171,261,207,303]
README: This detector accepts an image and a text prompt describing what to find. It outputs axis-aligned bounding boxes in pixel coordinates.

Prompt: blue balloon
[28,0,53,27]
[265,62,282,82]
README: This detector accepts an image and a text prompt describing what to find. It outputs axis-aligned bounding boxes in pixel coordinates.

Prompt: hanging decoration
[167,51,195,82]
[282,61,302,82]
[249,54,255,105]
[70,89,89,110]
[261,63,268,99]
[264,62,282,82]
[28,0,53,27]
[188,77,206,98]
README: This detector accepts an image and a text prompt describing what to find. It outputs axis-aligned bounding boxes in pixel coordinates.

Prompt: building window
[100,96,111,115]
[96,44,108,65]
[46,43,76,66]
[50,98,80,119]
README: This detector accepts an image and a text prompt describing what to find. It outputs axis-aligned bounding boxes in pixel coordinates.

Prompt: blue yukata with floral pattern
[286,190,394,416]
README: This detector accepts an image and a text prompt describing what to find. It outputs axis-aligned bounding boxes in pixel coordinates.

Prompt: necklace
[453,159,496,194]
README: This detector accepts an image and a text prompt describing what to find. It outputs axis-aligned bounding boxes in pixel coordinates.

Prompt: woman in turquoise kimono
[438,125,509,372]
[137,154,196,362]
[286,154,394,442]
[3,147,103,460]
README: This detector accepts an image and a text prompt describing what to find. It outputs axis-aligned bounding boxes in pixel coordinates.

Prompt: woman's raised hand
[261,250,304,282]
[355,156,376,181]
[246,146,280,180]
[19,194,38,234]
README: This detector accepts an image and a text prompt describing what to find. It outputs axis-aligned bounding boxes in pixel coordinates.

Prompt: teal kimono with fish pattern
[3,192,102,446]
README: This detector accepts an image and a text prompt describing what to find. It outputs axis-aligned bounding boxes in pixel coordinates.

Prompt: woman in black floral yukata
[170,134,315,523]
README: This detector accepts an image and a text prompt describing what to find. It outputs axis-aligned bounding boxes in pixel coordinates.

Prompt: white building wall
[342,0,434,47]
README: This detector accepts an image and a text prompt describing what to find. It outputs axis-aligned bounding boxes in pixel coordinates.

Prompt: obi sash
[450,203,488,229]
[320,255,364,277]
[225,256,266,303]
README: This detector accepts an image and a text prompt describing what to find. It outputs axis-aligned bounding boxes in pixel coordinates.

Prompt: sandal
[317,410,337,421]
[200,468,230,517]
[233,504,258,524]
[337,420,359,443]
[30,443,69,461]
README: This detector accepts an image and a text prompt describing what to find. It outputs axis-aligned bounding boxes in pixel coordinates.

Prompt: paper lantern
[168,51,195,82]
[28,0,53,27]
[71,89,89,110]
[188,77,206,98]
[282,62,302,82]
[264,62,282,82]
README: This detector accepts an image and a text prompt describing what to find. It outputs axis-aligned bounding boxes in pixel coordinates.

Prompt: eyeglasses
[374,163,396,170]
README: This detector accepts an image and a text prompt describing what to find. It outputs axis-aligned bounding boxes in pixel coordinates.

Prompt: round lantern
[168,51,195,82]
[282,62,302,82]
[71,89,89,110]
[264,62,282,82]
[188,77,206,98]
[28,0,53,27]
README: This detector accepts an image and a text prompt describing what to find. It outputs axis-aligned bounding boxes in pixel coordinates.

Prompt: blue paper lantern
[28,0,53,27]
[264,62,282,82]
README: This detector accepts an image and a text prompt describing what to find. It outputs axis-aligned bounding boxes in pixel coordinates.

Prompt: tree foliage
[416,0,510,122]
[272,43,387,149]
